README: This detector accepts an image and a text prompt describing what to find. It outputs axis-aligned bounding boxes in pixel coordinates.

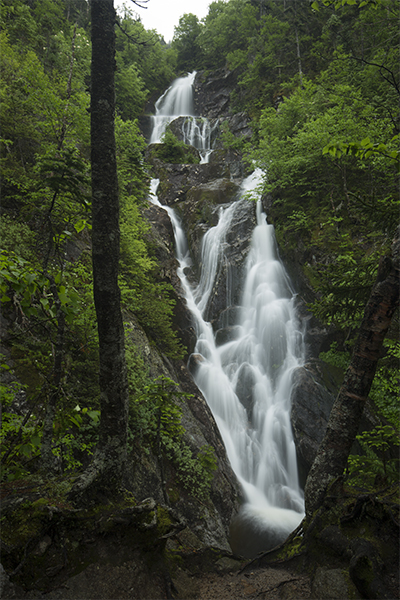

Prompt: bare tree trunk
[293,0,303,88]
[304,229,399,517]
[294,24,303,88]
[40,278,65,474]
[69,0,129,501]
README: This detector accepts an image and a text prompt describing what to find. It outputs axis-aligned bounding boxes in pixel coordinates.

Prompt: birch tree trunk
[304,228,399,517]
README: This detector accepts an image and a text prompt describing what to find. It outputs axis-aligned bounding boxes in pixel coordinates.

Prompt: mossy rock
[147,141,200,165]
[185,179,240,208]
[249,483,399,599]
[0,478,184,595]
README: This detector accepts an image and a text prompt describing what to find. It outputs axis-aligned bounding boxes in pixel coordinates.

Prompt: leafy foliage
[323,135,399,170]
[320,340,399,428]
[151,128,200,164]
[0,0,187,484]
[115,119,185,358]
[171,13,203,73]
[115,5,176,117]
[346,425,399,490]
[250,17,398,333]
[130,376,217,499]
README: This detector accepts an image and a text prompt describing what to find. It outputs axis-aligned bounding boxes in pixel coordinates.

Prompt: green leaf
[40,297,50,310]
[24,306,38,317]
[58,291,68,305]
[88,410,100,424]
[20,444,32,458]
[74,219,87,234]
[64,311,75,325]
[25,272,36,285]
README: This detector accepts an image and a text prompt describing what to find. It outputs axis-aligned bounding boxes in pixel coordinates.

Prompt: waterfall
[150,71,217,163]
[148,73,305,558]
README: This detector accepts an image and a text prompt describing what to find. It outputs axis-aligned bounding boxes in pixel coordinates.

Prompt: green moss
[149,129,200,165]
[123,490,137,506]
[157,506,173,536]
[143,510,156,525]
[157,512,170,535]
[197,202,214,226]
[302,262,320,290]
[277,536,303,560]
[1,502,44,548]
[352,555,375,586]
[167,486,180,504]
[31,498,48,509]
[163,548,184,575]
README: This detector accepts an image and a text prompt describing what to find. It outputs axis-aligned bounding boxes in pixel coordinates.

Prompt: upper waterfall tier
[150,72,196,144]
[149,72,220,163]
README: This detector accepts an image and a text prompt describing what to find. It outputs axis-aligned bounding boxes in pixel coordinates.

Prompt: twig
[256,577,304,597]
[115,19,157,46]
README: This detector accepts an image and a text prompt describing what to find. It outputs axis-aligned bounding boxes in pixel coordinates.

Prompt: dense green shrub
[150,128,200,164]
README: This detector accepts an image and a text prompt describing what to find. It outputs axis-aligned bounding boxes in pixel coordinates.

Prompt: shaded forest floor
[196,566,311,599]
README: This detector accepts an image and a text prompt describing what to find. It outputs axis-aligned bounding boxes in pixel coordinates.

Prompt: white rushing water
[149,73,305,557]
[150,71,217,163]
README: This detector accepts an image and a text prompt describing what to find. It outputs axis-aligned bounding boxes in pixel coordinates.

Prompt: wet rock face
[145,154,232,207]
[197,198,256,328]
[290,359,384,486]
[193,68,240,120]
[167,116,221,148]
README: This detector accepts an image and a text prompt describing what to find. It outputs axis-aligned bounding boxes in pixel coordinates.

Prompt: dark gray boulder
[290,359,385,487]
[145,156,232,207]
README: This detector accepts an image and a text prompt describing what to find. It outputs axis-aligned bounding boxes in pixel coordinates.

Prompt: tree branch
[349,54,400,96]
[115,19,157,46]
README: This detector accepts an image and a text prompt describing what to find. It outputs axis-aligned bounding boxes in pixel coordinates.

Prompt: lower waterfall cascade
[148,73,305,558]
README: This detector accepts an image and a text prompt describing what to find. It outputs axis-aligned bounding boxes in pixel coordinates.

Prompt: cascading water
[150,72,196,144]
[149,73,305,558]
[150,71,217,163]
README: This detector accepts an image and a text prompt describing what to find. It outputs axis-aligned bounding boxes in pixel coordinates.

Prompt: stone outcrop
[193,69,245,123]
[250,477,399,600]
[125,316,242,549]
[290,359,383,487]
[0,487,245,600]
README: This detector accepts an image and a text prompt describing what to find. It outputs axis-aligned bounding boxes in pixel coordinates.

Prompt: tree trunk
[40,277,65,474]
[69,0,129,501]
[304,229,399,517]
